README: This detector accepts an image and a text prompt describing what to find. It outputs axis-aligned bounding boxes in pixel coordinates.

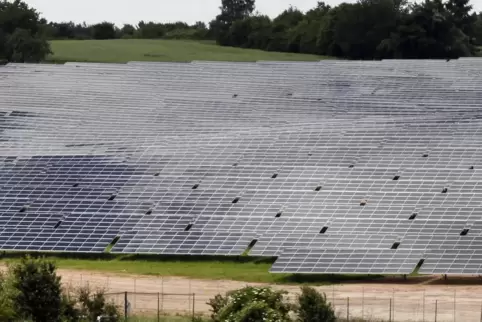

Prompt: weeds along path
[58,268,482,321]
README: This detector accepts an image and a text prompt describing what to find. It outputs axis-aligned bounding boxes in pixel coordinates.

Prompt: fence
[105,292,197,320]
[62,271,482,322]
[104,290,482,322]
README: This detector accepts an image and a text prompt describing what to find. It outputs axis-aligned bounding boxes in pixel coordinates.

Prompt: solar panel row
[0,59,481,274]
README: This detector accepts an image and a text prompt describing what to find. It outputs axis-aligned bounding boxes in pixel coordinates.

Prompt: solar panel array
[1,58,482,274]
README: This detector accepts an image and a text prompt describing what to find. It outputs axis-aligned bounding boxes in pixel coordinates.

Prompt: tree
[121,24,136,37]
[475,13,482,45]
[295,286,336,322]
[220,0,256,22]
[268,6,305,52]
[290,2,331,54]
[212,0,256,45]
[445,0,478,54]
[92,21,117,39]
[10,256,63,322]
[0,0,51,62]
[446,0,476,35]
[316,0,400,59]
[378,0,473,59]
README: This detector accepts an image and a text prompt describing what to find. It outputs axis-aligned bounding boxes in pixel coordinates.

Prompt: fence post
[423,289,425,322]
[332,285,335,311]
[347,297,350,322]
[157,292,160,322]
[435,300,438,322]
[192,293,196,321]
[480,301,482,322]
[124,292,128,322]
[393,292,395,322]
[389,298,392,322]
[362,287,364,319]
[161,292,164,316]
[454,289,456,322]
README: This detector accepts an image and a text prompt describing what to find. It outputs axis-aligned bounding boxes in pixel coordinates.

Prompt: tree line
[1,0,482,62]
[211,0,482,59]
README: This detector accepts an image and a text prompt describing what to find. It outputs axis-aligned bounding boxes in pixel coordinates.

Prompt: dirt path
[58,269,482,321]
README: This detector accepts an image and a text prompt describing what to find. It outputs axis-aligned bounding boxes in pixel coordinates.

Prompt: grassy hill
[48,39,326,63]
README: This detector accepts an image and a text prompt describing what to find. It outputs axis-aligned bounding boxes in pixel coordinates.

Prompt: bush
[0,256,120,322]
[208,286,292,322]
[9,256,63,322]
[295,286,336,322]
[77,286,121,322]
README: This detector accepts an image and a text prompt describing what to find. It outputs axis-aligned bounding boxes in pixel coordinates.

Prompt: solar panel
[0,59,482,272]
[420,249,482,275]
[270,248,422,274]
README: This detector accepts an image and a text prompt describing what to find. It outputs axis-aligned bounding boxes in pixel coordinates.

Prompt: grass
[0,252,383,285]
[47,39,326,63]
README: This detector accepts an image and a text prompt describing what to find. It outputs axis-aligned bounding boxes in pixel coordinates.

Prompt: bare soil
[58,269,482,321]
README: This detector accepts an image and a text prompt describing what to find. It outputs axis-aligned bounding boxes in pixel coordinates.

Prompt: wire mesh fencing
[64,272,482,322]
[102,290,482,322]
[105,291,197,320]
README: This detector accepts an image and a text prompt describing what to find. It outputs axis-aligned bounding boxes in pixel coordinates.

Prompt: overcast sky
[24,0,482,26]
[25,0,347,25]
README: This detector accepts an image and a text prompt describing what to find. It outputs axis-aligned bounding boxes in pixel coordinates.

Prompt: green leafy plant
[9,256,63,322]
[208,286,292,322]
[295,286,336,322]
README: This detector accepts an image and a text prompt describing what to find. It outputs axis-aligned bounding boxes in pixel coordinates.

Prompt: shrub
[77,286,121,322]
[208,286,292,322]
[9,256,63,322]
[295,286,336,322]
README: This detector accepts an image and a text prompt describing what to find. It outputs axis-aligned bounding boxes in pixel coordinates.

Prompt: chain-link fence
[103,290,482,322]
[105,292,197,320]
[64,272,482,322]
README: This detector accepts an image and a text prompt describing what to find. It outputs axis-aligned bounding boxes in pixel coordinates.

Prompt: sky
[24,0,482,26]
[25,0,346,25]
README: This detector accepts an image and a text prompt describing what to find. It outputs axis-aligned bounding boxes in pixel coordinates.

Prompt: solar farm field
[47,39,325,63]
[1,58,482,282]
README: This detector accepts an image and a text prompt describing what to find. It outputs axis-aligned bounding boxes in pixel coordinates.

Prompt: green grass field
[47,39,325,63]
[0,254,381,284]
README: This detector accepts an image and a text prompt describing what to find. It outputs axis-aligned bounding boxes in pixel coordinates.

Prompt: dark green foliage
[212,0,256,45]
[212,0,479,59]
[207,294,229,321]
[45,22,92,40]
[475,13,482,45]
[121,24,136,38]
[92,22,117,40]
[0,272,16,321]
[61,294,81,322]
[0,0,51,62]
[6,28,51,62]
[295,286,336,322]
[379,0,474,58]
[0,256,121,321]
[208,286,292,322]
[77,286,121,322]
[10,256,62,322]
